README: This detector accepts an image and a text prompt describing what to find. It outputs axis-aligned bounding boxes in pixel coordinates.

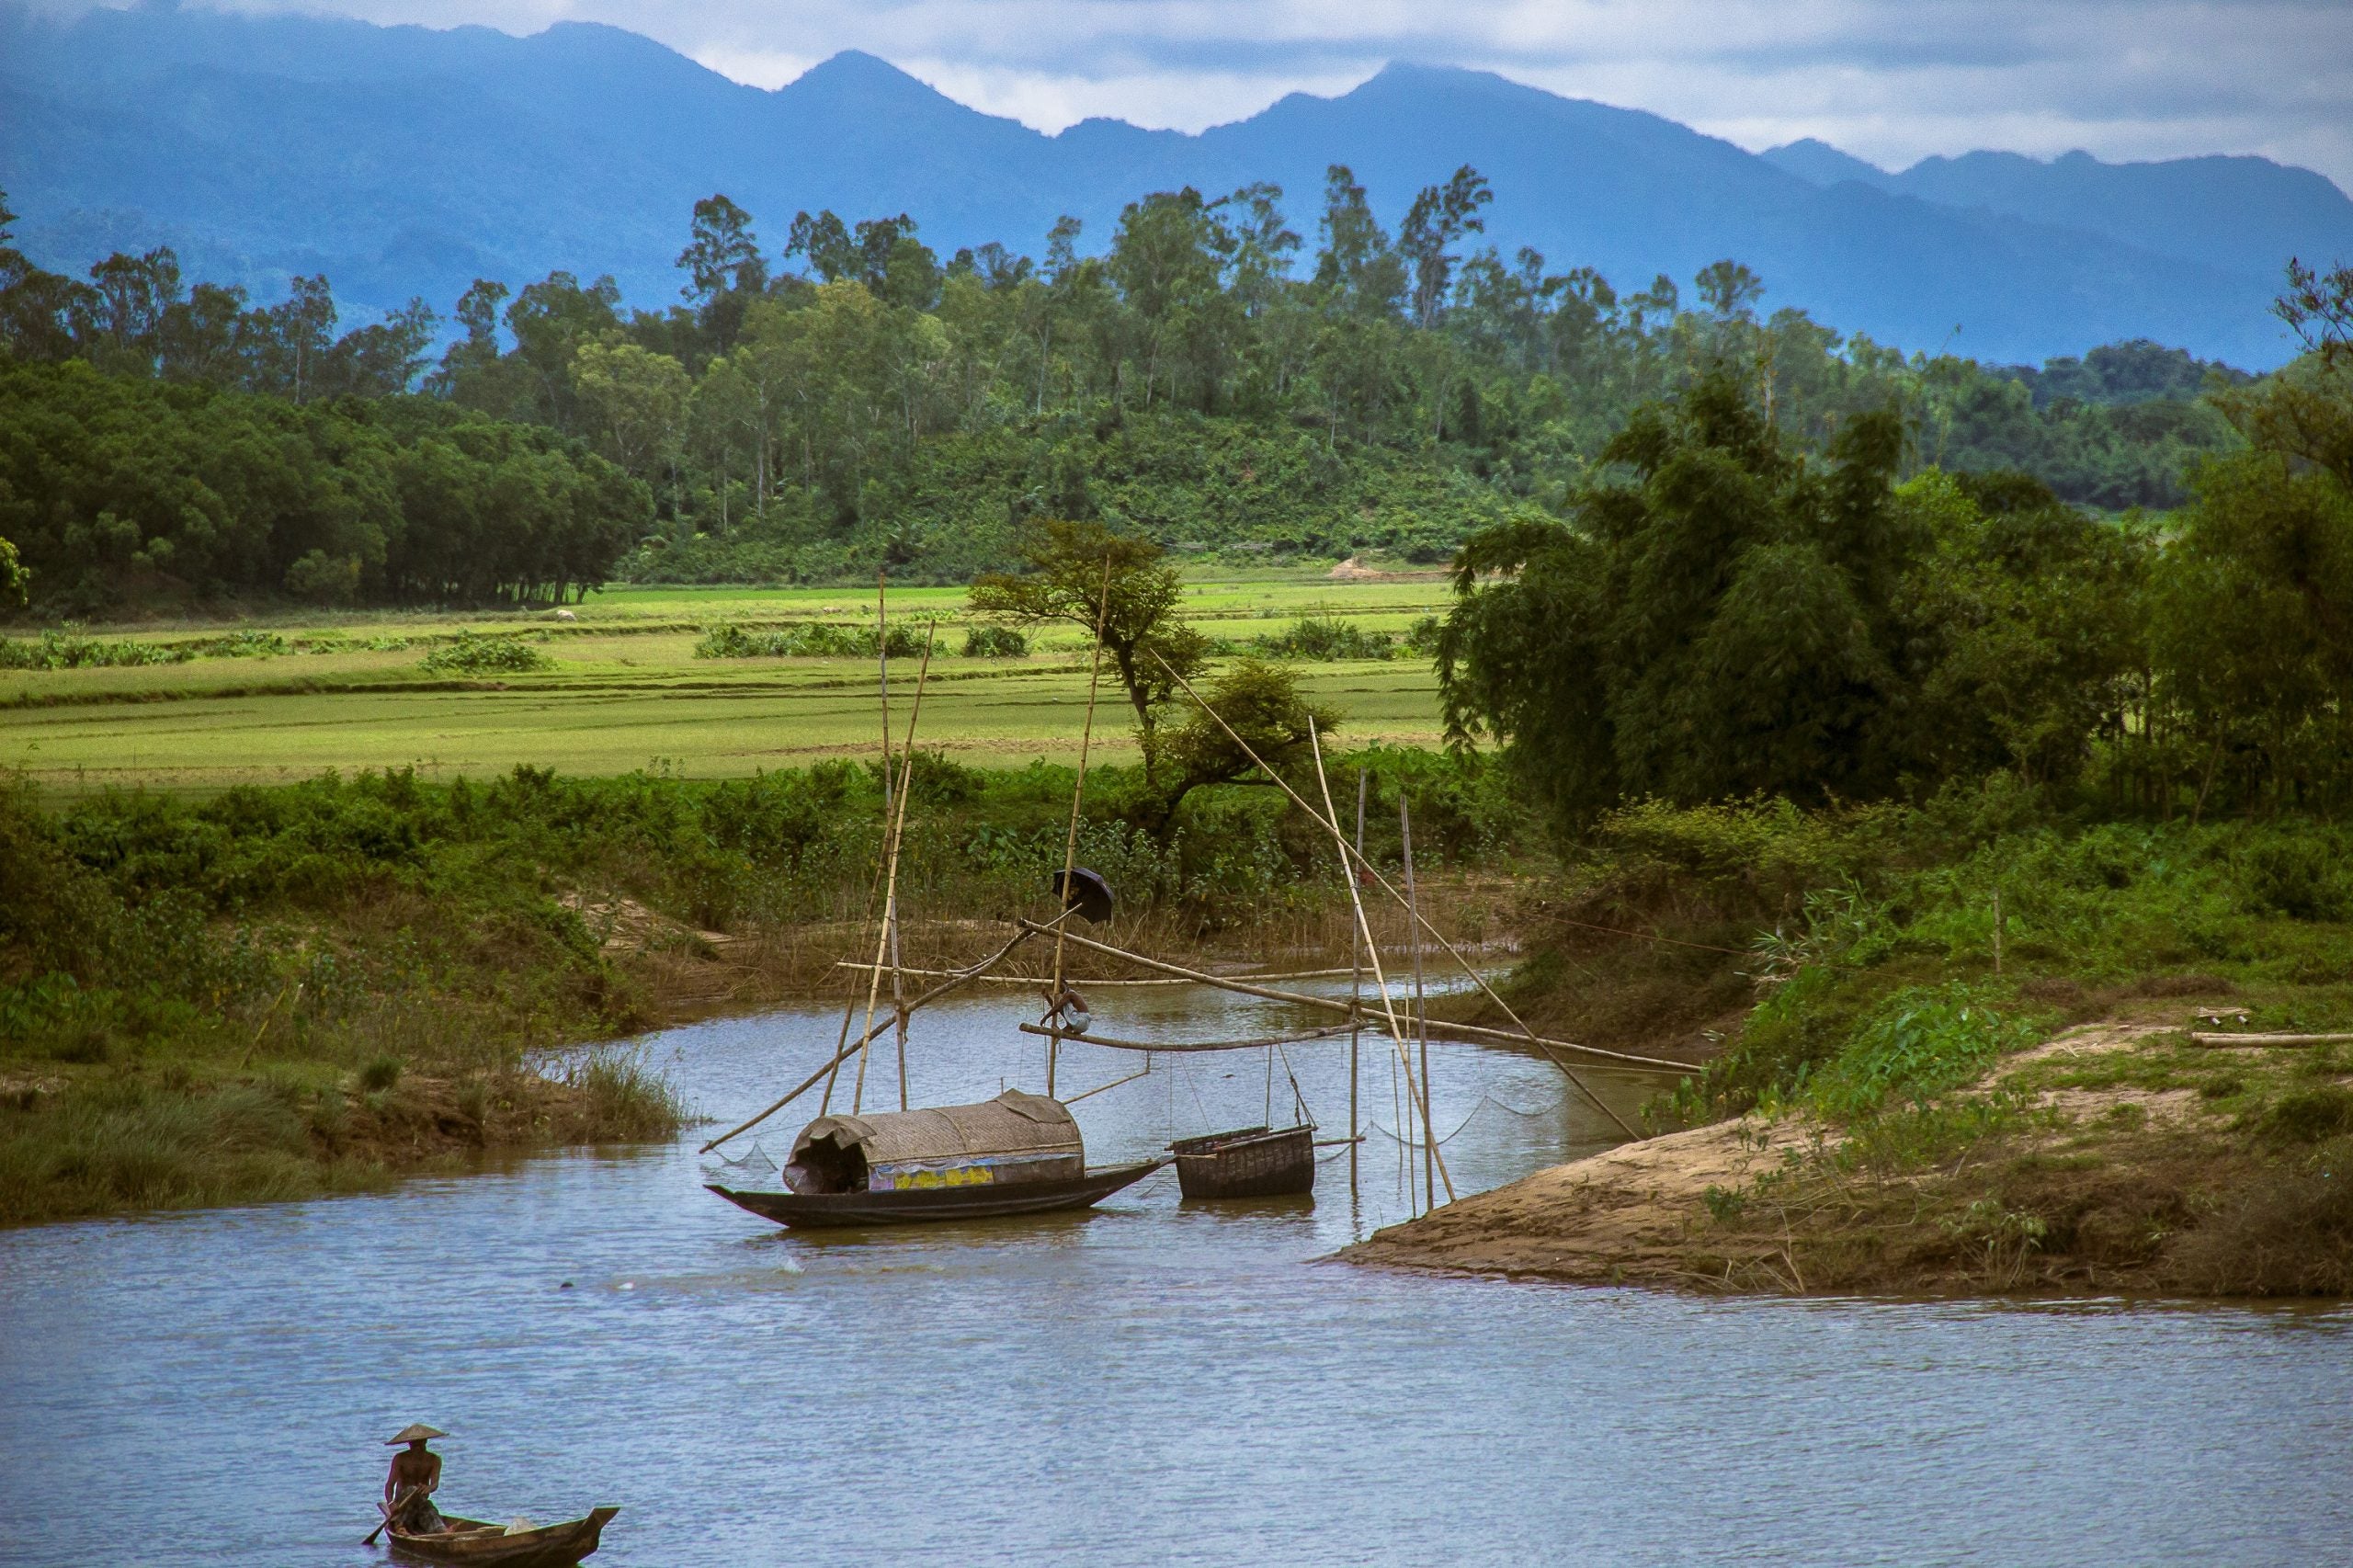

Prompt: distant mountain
[1763,139,2353,289]
[5,4,2344,367]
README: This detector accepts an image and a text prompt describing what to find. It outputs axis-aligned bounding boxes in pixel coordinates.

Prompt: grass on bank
[1484,789,2353,1295]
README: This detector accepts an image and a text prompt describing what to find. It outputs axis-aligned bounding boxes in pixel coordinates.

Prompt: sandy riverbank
[1346,1017,2353,1297]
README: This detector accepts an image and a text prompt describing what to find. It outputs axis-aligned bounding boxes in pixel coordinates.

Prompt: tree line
[0,168,2251,605]
[0,193,652,610]
[0,360,647,610]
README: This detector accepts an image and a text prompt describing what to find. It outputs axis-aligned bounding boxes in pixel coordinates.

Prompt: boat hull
[707,1159,1166,1228]
[1172,1126,1315,1199]
[389,1507,618,1568]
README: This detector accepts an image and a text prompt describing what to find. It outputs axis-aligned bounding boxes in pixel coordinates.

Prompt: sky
[171,0,2353,187]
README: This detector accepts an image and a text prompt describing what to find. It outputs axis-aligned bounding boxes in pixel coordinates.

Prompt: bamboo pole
[833,962,1365,986]
[853,630,935,1115]
[1349,768,1367,1193]
[1047,557,1114,1099]
[1016,1021,1354,1053]
[1009,918,1685,1069]
[699,923,1050,1153]
[1152,651,1645,1136]
[1306,721,1453,1202]
[1063,1064,1152,1105]
[879,571,907,1111]
[1402,794,1434,1206]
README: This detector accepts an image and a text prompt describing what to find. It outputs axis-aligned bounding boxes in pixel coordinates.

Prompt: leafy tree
[1313,165,1404,319]
[1399,165,1491,328]
[1438,372,1926,826]
[969,519,1209,778]
[1131,657,1342,835]
[676,194,765,355]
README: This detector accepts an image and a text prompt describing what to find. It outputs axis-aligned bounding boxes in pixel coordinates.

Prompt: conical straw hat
[385,1424,448,1445]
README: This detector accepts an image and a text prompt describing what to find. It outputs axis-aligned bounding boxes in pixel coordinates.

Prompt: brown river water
[3,981,2350,1565]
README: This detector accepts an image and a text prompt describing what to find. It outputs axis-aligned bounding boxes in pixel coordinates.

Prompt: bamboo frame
[1154,651,1647,1137]
[1009,919,1683,1068]
[1306,721,1453,1203]
[1018,1021,1356,1052]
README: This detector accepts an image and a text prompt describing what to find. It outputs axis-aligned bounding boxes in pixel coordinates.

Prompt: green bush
[1805,983,2042,1119]
[694,621,930,659]
[420,634,552,675]
[962,625,1029,658]
[2261,1086,2353,1142]
[1255,613,1395,661]
[0,631,189,669]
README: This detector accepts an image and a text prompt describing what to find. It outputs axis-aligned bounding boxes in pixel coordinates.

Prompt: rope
[1369,1088,1571,1148]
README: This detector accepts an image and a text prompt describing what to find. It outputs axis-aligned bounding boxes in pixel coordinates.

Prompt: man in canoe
[382,1424,448,1534]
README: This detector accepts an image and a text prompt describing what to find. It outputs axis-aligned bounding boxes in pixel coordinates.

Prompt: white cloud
[179,0,2353,185]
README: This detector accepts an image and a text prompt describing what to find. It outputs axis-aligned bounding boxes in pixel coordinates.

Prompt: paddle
[363,1487,421,1547]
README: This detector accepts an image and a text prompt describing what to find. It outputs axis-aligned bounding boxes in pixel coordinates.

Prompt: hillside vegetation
[1,172,2246,613]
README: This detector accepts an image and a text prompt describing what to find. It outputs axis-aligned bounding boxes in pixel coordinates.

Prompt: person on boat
[382,1424,448,1534]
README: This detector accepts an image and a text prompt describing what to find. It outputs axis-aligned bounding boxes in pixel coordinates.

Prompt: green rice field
[0,573,1453,792]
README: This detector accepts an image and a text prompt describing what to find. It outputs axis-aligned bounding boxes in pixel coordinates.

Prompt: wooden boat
[710,1157,1165,1228]
[709,1088,1165,1228]
[1171,1124,1315,1199]
[388,1506,619,1567]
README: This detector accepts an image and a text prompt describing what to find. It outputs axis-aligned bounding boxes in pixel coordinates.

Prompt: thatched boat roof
[790,1088,1080,1168]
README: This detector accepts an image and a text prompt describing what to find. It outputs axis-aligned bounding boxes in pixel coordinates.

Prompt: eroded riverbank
[1347,1012,2353,1297]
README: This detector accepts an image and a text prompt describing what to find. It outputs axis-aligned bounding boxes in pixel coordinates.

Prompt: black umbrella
[1051,867,1115,924]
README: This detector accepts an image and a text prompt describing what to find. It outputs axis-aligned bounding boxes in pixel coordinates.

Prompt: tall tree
[1398,165,1491,328]
[676,194,765,355]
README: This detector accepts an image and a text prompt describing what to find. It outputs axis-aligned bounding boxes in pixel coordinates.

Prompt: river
[3,983,2349,1566]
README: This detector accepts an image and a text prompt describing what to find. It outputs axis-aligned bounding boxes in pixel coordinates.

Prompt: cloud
[181,0,2353,185]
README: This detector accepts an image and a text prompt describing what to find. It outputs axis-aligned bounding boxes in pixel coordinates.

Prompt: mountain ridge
[3,4,2342,367]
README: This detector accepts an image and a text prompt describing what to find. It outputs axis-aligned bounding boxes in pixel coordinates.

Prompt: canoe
[1172,1125,1315,1199]
[708,1158,1166,1228]
[388,1506,619,1567]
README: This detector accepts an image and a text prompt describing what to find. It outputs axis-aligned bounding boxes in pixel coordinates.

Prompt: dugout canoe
[1171,1125,1315,1199]
[707,1157,1165,1228]
[387,1506,618,1567]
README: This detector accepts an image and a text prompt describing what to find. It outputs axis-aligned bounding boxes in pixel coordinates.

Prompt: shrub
[0,631,189,670]
[358,1055,404,1092]
[1255,613,1395,661]
[2243,836,2350,922]
[694,621,930,659]
[2260,1086,2353,1142]
[962,625,1029,657]
[420,633,552,675]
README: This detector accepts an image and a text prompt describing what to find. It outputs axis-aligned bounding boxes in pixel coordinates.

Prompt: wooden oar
[364,1487,421,1547]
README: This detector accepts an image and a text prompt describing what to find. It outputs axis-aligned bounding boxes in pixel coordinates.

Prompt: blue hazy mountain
[6,3,2345,367]
[1763,138,2353,290]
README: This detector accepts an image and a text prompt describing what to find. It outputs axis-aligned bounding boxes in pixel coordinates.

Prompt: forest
[0,168,2249,610]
